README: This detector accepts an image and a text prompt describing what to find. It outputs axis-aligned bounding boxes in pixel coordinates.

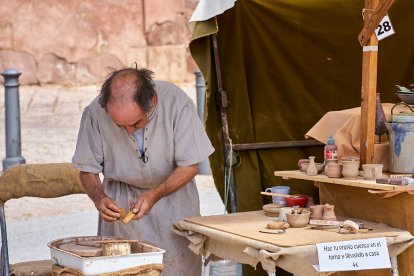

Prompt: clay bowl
[286,210,311,228]
[396,92,414,105]
[301,162,324,173]
[285,194,309,208]
[262,203,284,217]
[298,159,310,171]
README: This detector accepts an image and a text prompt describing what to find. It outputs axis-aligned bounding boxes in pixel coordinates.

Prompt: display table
[274,170,414,276]
[274,170,414,193]
[173,211,413,276]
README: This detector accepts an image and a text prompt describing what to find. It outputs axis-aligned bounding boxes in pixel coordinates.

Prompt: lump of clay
[340,220,359,234]
[267,221,290,230]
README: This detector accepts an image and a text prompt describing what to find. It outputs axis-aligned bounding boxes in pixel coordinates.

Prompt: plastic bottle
[209,260,242,276]
[324,134,338,164]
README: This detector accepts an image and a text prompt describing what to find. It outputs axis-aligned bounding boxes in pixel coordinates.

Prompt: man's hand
[129,164,198,220]
[97,196,121,222]
[130,188,161,220]
[79,172,121,222]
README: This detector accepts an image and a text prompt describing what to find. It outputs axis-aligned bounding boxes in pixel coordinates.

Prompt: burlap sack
[0,163,84,204]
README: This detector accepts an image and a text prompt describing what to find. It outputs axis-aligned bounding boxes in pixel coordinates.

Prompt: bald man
[72,67,214,275]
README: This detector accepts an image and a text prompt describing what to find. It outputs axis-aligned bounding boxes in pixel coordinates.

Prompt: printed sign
[375,15,395,41]
[315,237,390,272]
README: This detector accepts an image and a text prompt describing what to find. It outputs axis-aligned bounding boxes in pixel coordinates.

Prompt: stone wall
[0,0,199,85]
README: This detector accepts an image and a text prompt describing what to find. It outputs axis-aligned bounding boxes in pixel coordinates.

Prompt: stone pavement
[0,83,225,263]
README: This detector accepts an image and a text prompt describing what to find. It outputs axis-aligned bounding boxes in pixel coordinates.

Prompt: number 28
[377,21,392,35]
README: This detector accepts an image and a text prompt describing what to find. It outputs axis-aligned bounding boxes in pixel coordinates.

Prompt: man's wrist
[93,194,108,207]
[152,185,165,200]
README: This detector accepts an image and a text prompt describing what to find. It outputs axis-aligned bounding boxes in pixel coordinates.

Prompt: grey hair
[99,66,156,112]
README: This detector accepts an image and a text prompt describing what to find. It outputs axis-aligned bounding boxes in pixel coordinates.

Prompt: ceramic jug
[375,93,387,143]
[306,156,318,176]
[322,204,336,220]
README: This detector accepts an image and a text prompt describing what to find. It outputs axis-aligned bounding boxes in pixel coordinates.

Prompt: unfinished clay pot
[322,204,336,220]
[309,205,324,220]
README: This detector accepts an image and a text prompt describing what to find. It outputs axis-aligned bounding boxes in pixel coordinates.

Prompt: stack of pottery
[324,159,342,178]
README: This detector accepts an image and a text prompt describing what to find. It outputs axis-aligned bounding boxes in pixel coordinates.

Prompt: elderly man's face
[107,101,149,134]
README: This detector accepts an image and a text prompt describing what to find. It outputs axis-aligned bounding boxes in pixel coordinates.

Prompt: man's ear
[151,95,158,107]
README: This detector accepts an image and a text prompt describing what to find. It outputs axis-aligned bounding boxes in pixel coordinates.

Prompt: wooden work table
[274,170,414,276]
[174,211,412,276]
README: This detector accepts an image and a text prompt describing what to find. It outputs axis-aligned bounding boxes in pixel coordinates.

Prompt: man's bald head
[99,67,156,113]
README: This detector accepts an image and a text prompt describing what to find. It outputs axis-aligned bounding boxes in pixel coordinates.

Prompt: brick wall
[0,0,199,85]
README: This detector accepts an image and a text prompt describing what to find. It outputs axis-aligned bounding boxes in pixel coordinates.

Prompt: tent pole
[211,33,237,213]
[359,0,394,165]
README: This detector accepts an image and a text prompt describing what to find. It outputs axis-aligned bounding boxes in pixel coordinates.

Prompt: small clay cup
[362,164,383,180]
[341,157,360,179]
[309,205,324,220]
[324,159,337,174]
[325,163,342,178]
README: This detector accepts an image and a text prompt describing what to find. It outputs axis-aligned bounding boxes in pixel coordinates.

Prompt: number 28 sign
[375,15,395,41]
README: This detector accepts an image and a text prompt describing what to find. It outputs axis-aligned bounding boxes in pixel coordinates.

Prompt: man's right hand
[96,196,121,222]
[79,172,121,222]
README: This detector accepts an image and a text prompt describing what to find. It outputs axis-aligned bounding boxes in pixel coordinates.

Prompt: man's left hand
[129,164,198,220]
[130,188,162,220]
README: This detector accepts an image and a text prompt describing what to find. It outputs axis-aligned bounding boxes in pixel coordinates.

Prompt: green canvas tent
[189,1,414,274]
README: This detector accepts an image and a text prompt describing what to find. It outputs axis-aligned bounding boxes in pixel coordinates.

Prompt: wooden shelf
[274,170,414,191]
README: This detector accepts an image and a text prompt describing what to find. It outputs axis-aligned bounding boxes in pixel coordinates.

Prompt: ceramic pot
[306,156,318,176]
[286,210,311,228]
[309,205,324,220]
[322,204,336,220]
[325,162,342,178]
[324,159,337,174]
[341,157,360,179]
[362,164,384,180]
[302,162,324,173]
[298,159,310,171]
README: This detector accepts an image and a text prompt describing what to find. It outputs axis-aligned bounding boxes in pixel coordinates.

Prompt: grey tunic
[72,80,214,276]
